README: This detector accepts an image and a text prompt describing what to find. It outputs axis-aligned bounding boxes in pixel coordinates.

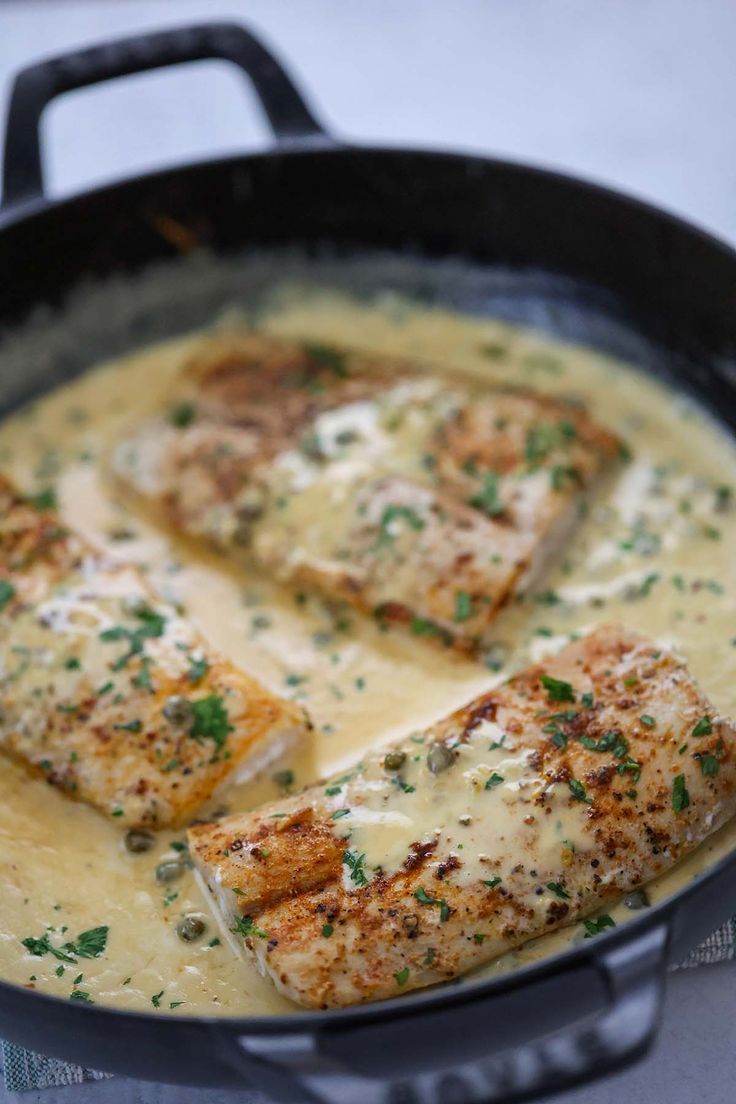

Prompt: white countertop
[1,1,735,1101]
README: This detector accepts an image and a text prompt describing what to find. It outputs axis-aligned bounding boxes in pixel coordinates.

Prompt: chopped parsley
[568,778,592,804]
[189,695,232,750]
[483,877,502,889]
[151,990,164,1008]
[544,722,567,749]
[67,926,109,959]
[21,934,76,963]
[114,719,142,733]
[132,656,153,691]
[169,402,196,428]
[27,487,57,511]
[579,729,629,759]
[231,916,268,939]
[343,850,369,887]
[525,422,575,468]
[99,604,166,670]
[394,966,410,986]
[322,924,334,938]
[0,579,16,611]
[697,753,719,777]
[692,716,712,737]
[414,886,450,921]
[70,989,93,1003]
[547,882,570,900]
[21,925,108,964]
[331,808,351,820]
[304,342,349,378]
[454,591,473,623]
[409,617,453,644]
[672,773,690,813]
[468,472,504,517]
[550,465,581,491]
[378,504,425,544]
[639,715,656,728]
[541,675,575,703]
[583,915,615,937]
[188,655,209,683]
[485,772,504,789]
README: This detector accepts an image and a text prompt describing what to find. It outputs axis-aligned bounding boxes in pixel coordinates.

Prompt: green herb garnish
[541,675,575,703]
[583,915,615,937]
[169,402,196,428]
[454,591,473,623]
[468,472,504,517]
[672,773,690,812]
[568,778,591,804]
[0,579,16,612]
[394,966,410,986]
[414,887,450,921]
[231,916,268,939]
[343,850,369,887]
[189,694,232,750]
[485,772,504,789]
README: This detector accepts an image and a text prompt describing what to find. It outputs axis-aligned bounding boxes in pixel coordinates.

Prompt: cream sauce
[1,290,736,1014]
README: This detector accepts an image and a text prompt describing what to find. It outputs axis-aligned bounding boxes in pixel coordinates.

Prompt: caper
[624,889,650,910]
[427,742,455,774]
[124,828,155,854]
[383,751,407,772]
[176,915,207,943]
[155,860,185,885]
[163,695,193,727]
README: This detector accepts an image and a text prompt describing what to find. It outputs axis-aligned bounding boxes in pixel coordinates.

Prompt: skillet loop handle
[1,21,328,209]
[232,924,669,1104]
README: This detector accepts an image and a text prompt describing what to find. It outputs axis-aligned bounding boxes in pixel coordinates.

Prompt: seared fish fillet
[113,333,620,652]
[0,475,309,827]
[189,626,736,1008]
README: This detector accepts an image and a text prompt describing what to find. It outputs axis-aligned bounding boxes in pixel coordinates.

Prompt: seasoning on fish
[188,625,736,1008]
[0,475,311,827]
[112,332,621,652]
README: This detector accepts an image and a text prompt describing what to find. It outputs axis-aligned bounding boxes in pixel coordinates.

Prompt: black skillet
[1,21,736,1104]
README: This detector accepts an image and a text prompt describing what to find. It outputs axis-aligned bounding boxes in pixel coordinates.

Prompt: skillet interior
[2,236,736,1094]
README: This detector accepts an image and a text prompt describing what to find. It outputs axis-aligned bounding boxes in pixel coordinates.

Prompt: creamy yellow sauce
[1,290,736,1015]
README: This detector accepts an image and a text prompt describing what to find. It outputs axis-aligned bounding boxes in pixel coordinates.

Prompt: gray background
[0,1,735,1102]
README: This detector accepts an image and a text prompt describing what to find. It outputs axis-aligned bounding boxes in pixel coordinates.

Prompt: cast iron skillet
[1,21,736,1104]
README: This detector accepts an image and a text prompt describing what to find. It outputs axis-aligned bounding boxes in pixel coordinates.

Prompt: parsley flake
[672,773,690,813]
[541,675,575,703]
[414,886,450,921]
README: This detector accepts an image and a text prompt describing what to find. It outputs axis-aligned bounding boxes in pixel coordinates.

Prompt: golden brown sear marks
[189,626,736,1008]
[0,475,310,828]
[112,332,620,653]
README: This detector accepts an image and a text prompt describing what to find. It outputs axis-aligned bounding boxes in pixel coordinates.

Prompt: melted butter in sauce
[1,291,736,1013]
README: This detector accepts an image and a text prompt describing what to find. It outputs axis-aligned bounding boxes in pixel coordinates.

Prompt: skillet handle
[1,21,328,209]
[230,923,669,1104]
